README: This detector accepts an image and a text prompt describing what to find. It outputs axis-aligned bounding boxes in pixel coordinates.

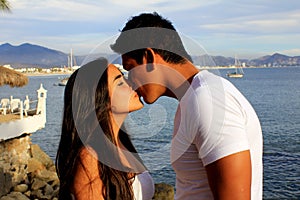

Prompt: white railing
[0,84,47,120]
[0,96,36,119]
[0,84,47,141]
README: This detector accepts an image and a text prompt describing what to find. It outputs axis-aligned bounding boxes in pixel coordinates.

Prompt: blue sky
[1,0,300,59]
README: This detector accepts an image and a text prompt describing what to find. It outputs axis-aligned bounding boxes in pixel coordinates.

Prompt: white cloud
[279,49,300,56]
[108,0,221,11]
[10,0,112,21]
[2,0,300,58]
[9,0,222,22]
[199,9,300,35]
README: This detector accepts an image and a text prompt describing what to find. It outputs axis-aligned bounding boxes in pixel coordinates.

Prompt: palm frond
[0,0,11,12]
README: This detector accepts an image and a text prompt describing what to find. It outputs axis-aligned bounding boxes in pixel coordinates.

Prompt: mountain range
[0,43,299,68]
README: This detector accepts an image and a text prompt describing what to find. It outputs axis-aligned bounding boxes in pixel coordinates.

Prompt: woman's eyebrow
[113,74,123,82]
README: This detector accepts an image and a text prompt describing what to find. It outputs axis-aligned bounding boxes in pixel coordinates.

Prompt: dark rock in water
[153,183,174,200]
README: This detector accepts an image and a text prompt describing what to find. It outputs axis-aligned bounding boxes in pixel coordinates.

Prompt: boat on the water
[226,55,244,78]
[56,48,75,86]
[227,71,244,78]
[58,77,69,86]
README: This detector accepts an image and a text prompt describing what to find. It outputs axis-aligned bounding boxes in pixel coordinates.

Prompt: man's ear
[144,48,155,63]
[144,48,155,72]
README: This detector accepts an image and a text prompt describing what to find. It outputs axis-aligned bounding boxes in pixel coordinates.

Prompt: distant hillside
[0,43,299,68]
[0,43,120,68]
[0,43,70,68]
[193,53,300,67]
[248,53,300,67]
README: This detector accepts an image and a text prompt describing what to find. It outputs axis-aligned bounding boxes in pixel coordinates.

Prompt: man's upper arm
[205,150,251,200]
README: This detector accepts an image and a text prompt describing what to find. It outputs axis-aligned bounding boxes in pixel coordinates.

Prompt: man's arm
[205,150,251,200]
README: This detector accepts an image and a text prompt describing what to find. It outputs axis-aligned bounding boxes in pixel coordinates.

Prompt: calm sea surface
[0,67,299,199]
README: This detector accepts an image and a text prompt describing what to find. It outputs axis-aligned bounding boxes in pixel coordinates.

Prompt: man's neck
[165,61,200,101]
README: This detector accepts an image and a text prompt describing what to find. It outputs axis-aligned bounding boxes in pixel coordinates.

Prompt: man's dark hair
[111,12,192,64]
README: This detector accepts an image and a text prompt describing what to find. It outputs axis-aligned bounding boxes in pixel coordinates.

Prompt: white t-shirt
[171,70,263,200]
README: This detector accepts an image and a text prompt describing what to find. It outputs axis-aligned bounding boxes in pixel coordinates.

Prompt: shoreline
[24,72,73,77]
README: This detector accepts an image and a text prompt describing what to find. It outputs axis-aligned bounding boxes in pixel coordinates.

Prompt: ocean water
[0,67,299,199]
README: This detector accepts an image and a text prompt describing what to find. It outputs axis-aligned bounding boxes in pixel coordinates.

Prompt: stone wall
[0,135,174,200]
[0,135,59,200]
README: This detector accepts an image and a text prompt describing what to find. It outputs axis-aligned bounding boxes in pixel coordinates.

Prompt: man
[111,12,263,200]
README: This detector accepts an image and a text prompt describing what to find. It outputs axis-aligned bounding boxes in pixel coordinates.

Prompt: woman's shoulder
[79,146,98,160]
[73,147,104,199]
[77,146,99,173]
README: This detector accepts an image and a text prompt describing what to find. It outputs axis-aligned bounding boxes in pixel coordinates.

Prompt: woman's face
[108,64,144,114]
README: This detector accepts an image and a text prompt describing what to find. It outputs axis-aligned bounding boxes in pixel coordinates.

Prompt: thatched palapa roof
[0,66,28,87]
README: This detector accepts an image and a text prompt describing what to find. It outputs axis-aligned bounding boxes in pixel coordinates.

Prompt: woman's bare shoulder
[79,146,98,163]
[73,146,103,199]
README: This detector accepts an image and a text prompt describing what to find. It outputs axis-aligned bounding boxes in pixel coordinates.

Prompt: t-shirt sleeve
[193,85,250,166]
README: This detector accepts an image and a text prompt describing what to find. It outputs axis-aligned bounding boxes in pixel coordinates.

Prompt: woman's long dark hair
[56,58,144,200]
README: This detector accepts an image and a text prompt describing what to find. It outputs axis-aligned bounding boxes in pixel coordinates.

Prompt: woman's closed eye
[117,76,128,86]
[117,81,125,86]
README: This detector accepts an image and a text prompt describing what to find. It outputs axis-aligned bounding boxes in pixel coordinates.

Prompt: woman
[56,58,154,200]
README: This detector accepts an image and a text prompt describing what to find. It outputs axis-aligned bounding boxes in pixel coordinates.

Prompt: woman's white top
[70,171,155,200]
[132,171,155,200]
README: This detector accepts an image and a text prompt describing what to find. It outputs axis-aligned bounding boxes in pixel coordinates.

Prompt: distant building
[2,65,13,70]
